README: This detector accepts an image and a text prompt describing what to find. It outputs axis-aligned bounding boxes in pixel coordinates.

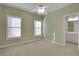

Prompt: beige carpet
[0,40,79,56]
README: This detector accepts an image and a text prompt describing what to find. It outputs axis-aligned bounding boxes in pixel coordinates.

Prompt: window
[67,15,78,32]
[7,16,21,39]
[68,21,74,32]
[34,20,41,36]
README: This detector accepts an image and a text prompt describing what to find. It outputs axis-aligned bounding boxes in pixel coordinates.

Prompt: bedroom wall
[43,3,79,44]
[0,4,43,45]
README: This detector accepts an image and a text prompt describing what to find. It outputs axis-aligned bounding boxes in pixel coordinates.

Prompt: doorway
[64,13,79,50]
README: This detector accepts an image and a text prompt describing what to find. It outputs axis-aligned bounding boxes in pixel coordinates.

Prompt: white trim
[63,12,79,18]
[78,15,79,50]
[34,20,42,36]
[63,12,79,50]
[45,39,65,46]
[52,32,56,44]
[6,15,22,40]
[52,41,65,46]
[52,40,65,46]
[53,32,55,41]
[0,39,40,48]
[54,41,65,46]
[63,15,66,45]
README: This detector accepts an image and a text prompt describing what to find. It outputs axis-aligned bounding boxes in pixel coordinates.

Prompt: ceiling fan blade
[31,9,38,12]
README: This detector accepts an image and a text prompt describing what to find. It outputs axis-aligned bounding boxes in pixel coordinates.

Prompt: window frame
[67,21,74,32]
[6,15,22,40]
[34,20,42,36]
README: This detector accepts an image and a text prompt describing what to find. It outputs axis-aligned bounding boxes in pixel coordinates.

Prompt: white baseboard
[54,41,65,46]
[0,39,40,48]
[44,39,65,46]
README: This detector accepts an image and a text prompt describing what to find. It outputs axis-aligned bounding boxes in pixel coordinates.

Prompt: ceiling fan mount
[32,4,48,15]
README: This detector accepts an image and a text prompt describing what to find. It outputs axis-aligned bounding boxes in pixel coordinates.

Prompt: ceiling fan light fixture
[38,8,45,14]
[32,4,48,15]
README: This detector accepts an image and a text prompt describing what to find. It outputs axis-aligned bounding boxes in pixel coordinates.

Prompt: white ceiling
[3,3,72,15]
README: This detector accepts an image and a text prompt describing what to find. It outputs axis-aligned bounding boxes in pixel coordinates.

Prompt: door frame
[63,12,79,50]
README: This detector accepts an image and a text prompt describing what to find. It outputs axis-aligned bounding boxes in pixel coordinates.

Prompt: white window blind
[34,20,41,36]
[7,16,21,39]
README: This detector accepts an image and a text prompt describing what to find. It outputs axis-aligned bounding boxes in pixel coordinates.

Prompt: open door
[64,13,79,50]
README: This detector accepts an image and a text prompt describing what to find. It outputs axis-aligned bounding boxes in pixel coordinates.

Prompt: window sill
[34,35,42,37]
[6,37,22,40]
[67,32,77,34]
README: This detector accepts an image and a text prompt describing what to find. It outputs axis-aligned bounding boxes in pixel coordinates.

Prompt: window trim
[6,15,22,40]
[34,20,42,36]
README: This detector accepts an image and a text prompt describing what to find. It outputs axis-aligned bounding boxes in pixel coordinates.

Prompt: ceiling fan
[32,4,48,15]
